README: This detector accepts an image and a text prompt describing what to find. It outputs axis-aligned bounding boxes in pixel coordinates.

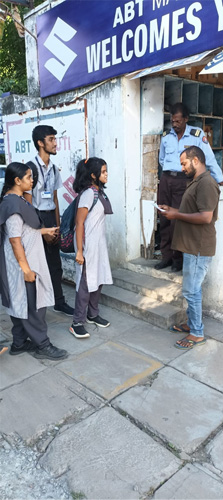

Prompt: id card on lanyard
[36,157,52,199]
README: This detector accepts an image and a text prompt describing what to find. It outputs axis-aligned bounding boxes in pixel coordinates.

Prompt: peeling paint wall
[24,4,141,267]
[203,190,223,318]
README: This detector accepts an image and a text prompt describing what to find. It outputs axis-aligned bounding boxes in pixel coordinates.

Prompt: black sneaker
[54,303,74,316]
[34,343,68,360]
[9,340,36,356]
[86,315,110,328]
[69,323,90,339]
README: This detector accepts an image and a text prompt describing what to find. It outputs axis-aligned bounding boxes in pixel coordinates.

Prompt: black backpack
[59,186,99,253]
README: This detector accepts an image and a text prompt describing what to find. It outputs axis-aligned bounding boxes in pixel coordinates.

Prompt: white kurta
[4,214,54,319]
[74,188,113,292]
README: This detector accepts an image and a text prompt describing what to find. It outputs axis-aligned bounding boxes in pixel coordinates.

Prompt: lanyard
[35,156,53,191]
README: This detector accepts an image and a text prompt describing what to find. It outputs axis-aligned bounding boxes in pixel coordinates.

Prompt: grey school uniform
[4,213,54,319]
[74,188,113,292]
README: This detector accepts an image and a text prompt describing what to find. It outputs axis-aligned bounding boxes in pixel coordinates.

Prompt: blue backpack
[59,186,99,253]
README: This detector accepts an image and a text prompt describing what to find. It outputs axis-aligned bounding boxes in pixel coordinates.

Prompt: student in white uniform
[69,157,113,339]
[25,125,74,316]
[0,162,68,360]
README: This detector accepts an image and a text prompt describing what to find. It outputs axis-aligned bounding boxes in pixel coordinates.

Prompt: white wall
[203,188,223,319]
[140,76,164,247]
[122,77,141,261]
[86,79,127,265]
[86,77,141,265]
[141,76,164,136]
[24,6,142,267]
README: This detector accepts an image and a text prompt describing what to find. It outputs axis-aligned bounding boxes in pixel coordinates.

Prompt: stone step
[122,258,183,284]
[112,268,186,308]
[100,285,186,329]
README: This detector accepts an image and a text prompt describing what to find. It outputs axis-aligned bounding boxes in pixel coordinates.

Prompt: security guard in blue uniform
[156,102,223,272]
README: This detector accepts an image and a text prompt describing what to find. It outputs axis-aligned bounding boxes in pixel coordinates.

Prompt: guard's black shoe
[34,343,68,360]
[171,262,183,272]
[86,315,110,328]
[154,259,172,270]
[54,302,74,316]
[10,340,36,356]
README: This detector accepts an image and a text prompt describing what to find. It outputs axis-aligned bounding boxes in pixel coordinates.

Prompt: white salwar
[74,188,113,292]
[4,214,54,319]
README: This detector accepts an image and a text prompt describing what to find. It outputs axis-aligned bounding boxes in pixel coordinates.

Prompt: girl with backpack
[69,157,113,338]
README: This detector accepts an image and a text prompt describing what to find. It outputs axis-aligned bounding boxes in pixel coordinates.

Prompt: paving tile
[0,312,12,337]
[46,308,73,325]
[153,463,223,499]
[58,340,163,399]
[203,317,223,342]
[117,322,186,364]
[170,339,223,392]
[0,351,46,390]
[47,321,105,356]
[113,367,223,453]
[0,331,10,343]
[41,407,181,500]
[206,430,223,473]
[0,368,92,440]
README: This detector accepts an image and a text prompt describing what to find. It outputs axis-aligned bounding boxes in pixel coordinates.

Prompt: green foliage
[0,1,44,95]
[71,492,86,500]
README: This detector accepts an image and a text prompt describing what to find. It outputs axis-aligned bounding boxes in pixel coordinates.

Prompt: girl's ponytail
[0,182,10,203]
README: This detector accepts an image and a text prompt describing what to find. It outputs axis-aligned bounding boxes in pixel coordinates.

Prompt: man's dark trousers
[39,210,64,306]
[158,171,188,263]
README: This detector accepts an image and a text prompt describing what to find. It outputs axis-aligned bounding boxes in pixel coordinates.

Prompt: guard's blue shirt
[159,124,223,183]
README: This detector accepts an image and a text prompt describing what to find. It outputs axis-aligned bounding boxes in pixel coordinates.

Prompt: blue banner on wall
[37,0,223,97]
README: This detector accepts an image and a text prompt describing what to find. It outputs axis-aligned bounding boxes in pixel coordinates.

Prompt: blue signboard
[37,0,223,97]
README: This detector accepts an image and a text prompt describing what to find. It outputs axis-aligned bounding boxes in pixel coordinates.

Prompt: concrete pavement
[0,282,223,500]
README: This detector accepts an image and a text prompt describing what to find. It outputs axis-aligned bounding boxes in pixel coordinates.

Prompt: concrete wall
[24,3,141,268]
[203,189,223,320]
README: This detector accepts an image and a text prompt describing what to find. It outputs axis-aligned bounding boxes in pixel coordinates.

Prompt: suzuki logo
[44,17,77,82]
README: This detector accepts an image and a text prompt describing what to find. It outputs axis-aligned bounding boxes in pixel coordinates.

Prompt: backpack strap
[73,186,99,225]
[90,185,99,211]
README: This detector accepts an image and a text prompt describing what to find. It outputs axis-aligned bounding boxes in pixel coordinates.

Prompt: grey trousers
[73,264,102,324]
[39,210,65,306]
[10,282,50,348]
